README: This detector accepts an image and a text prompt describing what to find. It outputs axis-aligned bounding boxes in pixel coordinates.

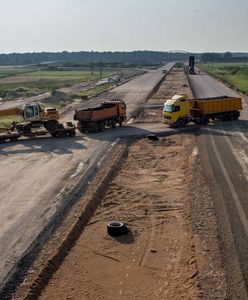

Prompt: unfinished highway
[189,71,248,298]
[0,63,174,296]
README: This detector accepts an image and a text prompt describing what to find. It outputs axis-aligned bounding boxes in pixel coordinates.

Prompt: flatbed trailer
[0,123,76,144]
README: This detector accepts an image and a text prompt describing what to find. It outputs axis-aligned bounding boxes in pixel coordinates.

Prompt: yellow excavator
[0,103,75,142]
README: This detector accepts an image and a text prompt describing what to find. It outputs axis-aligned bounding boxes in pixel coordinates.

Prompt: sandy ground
[13,66,228,299]
[36,135,199,300]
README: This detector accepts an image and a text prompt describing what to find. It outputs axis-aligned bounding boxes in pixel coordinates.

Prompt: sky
[0,0,248,53]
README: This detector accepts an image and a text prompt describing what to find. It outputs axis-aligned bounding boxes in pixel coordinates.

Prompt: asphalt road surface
[0,63,173,295]
[189,72,248,297]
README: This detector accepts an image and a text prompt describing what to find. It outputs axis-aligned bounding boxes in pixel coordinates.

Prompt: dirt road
[0,64,173,297]
[189,71,248,298]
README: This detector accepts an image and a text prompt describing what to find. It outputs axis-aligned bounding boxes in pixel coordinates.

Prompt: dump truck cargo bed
[189,96,242,116]
[74,100,126,133]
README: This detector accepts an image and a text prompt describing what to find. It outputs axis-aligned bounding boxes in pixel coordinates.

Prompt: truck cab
[23,103,42,122]
[22,103,59,122]
[163,95,189,126]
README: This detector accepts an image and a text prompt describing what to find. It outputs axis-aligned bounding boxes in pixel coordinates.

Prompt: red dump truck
[74,99,126,133]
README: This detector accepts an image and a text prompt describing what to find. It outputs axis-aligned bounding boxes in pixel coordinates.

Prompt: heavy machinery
[188,56,195,74]
[0,102,76,143]
[163,94,242,127]
[74,99,126,133]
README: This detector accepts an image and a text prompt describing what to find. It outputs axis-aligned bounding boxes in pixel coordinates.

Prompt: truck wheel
[119,119,123,127]
[22,124,32,134]
[201,116,209,125]
[68,129,76,137]
[112,120,116,129]
[228,112,234,121]
[10,137,18,142]
[44,120,60,132]
[233,112,239,120]
[58,131,66,138]
[94,123,100,132]
[99,123,105,131]
[176,119,185,128]
[222,114,228,121]
[51,132,57,138]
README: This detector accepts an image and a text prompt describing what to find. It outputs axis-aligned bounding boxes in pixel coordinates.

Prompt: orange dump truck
[74,99,126,132]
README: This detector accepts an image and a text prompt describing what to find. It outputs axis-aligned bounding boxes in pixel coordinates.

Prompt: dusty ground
[17,135,199,300]
[14,66,228,300]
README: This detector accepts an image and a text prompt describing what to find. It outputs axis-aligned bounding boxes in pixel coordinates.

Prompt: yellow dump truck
[163,94,242,127]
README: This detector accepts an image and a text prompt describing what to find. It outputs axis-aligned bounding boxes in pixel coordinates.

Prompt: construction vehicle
[163,94,242,127]
[0,103,76,143]
[74,99,126,133]
[188,56,195,74]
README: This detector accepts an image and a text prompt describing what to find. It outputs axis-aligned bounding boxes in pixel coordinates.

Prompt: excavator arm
[0,107,23,117]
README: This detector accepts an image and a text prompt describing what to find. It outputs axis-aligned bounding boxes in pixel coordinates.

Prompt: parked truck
[74,99,126,133]
[188,56,195,74]
[0,103,76,143]
[163,94,242,127]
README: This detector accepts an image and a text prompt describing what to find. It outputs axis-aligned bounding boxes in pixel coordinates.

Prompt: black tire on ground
[119,119,123,127]
[107,221,127,237]
[176,119,185,128]
[146,134,159,141]
[112,119,116,129]
[68,129,76,137]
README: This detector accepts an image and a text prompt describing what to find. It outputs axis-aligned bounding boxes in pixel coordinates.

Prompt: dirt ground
[23,135,199,300]
[14,66,228,300]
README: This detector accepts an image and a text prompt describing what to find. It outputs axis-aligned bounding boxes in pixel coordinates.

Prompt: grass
[23,70,112,79]
[0,116,24,129]
[201,63,248,94]
[0,69,114,99]
[71,82,113,99]
[0,67,33,79]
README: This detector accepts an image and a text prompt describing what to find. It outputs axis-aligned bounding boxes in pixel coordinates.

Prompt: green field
[0,67,33,79]
[0,68,113,99]
[0,116,24,129]
[71,82,113,99]
[201,63,248,94]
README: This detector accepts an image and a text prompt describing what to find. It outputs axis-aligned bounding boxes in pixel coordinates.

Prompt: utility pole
[99,62,103,81]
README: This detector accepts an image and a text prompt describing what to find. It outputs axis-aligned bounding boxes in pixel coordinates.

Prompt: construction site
[0,61,248,300]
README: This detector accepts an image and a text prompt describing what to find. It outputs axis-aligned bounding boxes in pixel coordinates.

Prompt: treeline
[201,52,248,63]
[0,51,190,66]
